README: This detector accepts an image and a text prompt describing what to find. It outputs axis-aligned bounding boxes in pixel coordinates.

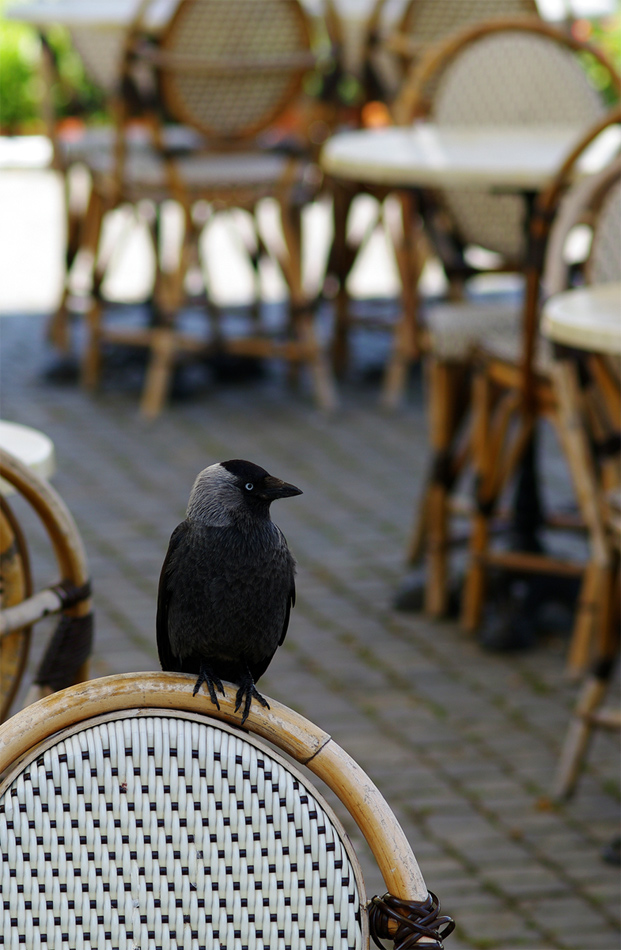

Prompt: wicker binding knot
[369,891,455,949]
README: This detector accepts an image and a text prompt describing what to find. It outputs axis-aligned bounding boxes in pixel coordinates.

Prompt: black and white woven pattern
[161,0,309,138]
[433,34,605,260]
[0,714,365,949]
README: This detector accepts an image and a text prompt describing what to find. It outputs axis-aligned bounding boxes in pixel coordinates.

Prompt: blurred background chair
[392,22,619,620]
[324,1,542,384]
[365,0,540,108]
[540,156,621,800]
[0,449,93,723]
[461,112,620,668]
[0,672,455,948]
[53,0,337,417]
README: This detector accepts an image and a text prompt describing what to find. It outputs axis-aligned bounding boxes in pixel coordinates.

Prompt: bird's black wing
[278,527,296,648]
[156,521,188,671]
[279,576,295,647]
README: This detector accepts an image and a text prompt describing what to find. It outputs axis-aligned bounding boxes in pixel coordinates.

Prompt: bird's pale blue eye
[245,483,254,491]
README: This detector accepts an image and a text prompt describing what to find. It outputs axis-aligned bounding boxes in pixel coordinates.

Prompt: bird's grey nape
[186,463,242,526]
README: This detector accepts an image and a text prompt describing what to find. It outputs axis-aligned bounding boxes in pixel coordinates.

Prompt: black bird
[157,459,301,723]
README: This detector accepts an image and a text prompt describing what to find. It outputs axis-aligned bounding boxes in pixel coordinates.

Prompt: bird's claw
[235,681,270,725]
[193,666,225,709]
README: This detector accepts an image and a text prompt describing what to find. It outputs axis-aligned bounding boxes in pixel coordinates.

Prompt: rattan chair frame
[0,495,32,722]
[393,29,619,620]
[0,451,93,722]
[73,0,336,417]
[460,111,621,675]
[0,671,454,947]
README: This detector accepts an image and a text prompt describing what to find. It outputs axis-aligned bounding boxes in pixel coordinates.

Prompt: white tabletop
[541,282,621,355]
[0,421,56,494]
[321,122,621,191]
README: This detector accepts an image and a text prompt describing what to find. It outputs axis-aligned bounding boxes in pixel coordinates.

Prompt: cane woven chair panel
[431,34,605,260]
[0,714,366,949]
[425,299,521,361]
[588,177,621,285]
[160,0,311,139]
[399,0,538,47]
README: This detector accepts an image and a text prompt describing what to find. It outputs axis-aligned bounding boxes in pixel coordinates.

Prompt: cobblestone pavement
[1,309,619,950]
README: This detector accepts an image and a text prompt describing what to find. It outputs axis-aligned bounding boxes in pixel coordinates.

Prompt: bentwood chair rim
[0,450,93,720]
[0,670,429,906]
[392,15,621,125]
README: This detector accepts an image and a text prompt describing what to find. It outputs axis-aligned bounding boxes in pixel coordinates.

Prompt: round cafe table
[0,421,56,495]
[542,281,621,356]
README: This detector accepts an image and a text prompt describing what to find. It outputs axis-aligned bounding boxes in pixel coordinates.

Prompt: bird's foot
[193,666,226,709]
[235,677,270,725]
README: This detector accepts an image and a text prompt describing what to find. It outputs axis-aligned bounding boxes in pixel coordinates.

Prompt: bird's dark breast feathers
[160,520,295,675]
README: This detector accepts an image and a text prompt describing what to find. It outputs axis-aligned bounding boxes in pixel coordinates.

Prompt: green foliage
[0,18,42,129]
[577,13,621,106]
[0,9,105,133]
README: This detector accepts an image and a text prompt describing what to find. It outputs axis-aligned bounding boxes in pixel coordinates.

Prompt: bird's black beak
[260,476,303,500]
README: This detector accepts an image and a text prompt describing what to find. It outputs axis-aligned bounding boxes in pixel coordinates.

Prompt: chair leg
[422,360,468,617]
[78,190,110,391]
[566,562,609,677]
[140,327,178,420]
[406,480,430,566]
[461,369,496,631]
[279,196,337,411]
[550,360,613,676]
[460,371,533,631]
[327,184,350,379]
[553,658,616,800]
[381,189,425,410]
[81,301,105,391]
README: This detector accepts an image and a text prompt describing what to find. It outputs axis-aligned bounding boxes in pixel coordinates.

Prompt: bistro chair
[67,0,336,417]
[391,21,618,619]
[27,0,210,356]
[325,1,540,382]
[0,450,93,723]
[461,115,621,674]
[0,672,455,948]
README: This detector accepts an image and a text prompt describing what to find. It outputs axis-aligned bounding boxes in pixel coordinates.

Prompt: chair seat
[84,147,305,196]
[424,299,555,371]
[424,299,521,361]
[57,123,206,165]
[478,332,554,373]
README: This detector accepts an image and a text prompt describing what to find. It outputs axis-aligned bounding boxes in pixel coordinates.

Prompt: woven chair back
[397,19,618,262]
[543,156,621,296]
[587,172,621,286]
[398,0,539,48]
[0,673,455,948]
[155,0,313,140]
[0,710,367,947]
[363,0,537,106]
